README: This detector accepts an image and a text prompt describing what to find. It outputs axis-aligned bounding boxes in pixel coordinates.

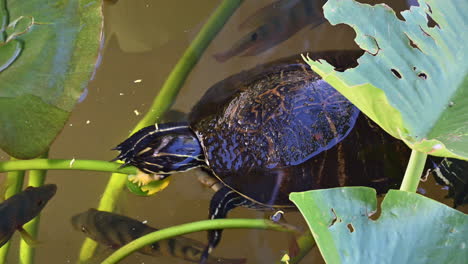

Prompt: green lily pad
[0,0,102,158]
[303,0,468,160]
[290,187,468,264]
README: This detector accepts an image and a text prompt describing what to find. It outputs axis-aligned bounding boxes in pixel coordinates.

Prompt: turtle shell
[189,51,408,207]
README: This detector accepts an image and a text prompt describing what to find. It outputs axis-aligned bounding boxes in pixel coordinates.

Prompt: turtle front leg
[128,170,168,186]
[195,168,224,192]
[199,186,251,264]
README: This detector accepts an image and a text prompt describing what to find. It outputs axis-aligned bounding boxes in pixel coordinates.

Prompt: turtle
[114,51,410,263]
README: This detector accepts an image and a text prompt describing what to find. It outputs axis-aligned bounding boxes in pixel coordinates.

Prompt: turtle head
[113,123,205,179]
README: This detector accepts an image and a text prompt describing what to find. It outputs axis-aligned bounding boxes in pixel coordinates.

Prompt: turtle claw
[128,172,157,186]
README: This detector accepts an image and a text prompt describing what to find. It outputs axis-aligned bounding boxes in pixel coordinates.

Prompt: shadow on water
[1,0,466,263]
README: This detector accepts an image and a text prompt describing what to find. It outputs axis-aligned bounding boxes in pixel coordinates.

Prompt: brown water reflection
[2,0,466,263]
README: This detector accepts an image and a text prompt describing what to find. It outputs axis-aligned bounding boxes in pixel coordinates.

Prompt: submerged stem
[79,0,244,262]
[277,231,316,264]
[0,158,25,263]
[19,152,48,264]
[0,159,137,175]
[400,150,428,192]
[102,219,293,264]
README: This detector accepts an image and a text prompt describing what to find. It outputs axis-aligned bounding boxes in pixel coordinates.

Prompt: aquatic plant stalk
[400,150,428,193]
[102,218,292,264]
[19,152,47,264]
[277,231,316,264]
[79,0,244,262]
[0,159,137,175]
[0,158,25,263]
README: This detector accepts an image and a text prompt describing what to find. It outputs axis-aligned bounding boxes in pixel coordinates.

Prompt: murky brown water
[2,0,466,263]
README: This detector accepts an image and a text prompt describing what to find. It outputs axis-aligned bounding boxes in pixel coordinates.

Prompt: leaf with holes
[0,0,103,158]
[303,0,468,160]
[290,187,468,264]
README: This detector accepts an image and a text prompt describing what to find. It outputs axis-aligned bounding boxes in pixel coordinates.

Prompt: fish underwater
[0,184,57,247]
[72,209,246,264]
[213,0,327,62]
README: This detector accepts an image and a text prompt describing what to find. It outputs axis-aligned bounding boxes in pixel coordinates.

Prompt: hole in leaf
[367,196,383,221]
[307,49,364,72]
[329,208,340,227]
[406,35,422,52]
[391,69,402,79]
[426,3,433,13]
[347,223,355,233]
[363,34,381,56]
[424,4,439,28]
[426,15,439,28]
[394,7,406,22]
[368,210,378,220]
[418,73,428,80]
[329,208,337,226]
[419,26,432,38]
[395,13,405,22]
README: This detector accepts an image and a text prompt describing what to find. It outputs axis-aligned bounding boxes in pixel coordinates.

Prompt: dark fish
[214,0,326,62]
[71,209,246,264]
[0,184,57,247]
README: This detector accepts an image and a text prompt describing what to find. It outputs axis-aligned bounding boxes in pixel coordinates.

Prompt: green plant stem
[79,0,244,262]
[102,219,292,264]
[400,150,428,192]
[0,159,137,175]
[277,231,316,264]
[19,152,48,264]
[0,158,25,263]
